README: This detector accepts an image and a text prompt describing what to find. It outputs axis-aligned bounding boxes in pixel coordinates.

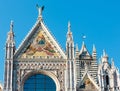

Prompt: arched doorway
[23,74,56,91]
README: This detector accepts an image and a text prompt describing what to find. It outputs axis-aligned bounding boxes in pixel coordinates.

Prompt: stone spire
[79,41,87,55]
[4,21,15,91]
[92,44,96,52]
[76,44,79,52]
[82,41,85,46]
[6,20,15,44]
[66,21,76,91]
[68,21,71,33]
[67,21,73,42]
[10,20,13,32]
[101,50,108,63]
[111,58,115,69]
[66,21,74,59]
[92,44,97,59]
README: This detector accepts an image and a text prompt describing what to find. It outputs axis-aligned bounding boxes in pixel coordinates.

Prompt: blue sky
[0,0,120,83]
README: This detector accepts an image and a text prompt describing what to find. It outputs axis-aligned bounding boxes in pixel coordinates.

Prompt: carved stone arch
[21,70,60,91]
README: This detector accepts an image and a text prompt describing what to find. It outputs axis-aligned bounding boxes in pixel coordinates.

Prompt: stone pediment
[79,77,96,90]
[79,42,92,60]
[14,20,66,60]
[78,72,98,91]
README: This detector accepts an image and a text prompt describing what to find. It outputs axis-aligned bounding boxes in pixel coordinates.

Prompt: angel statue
[36,4,44,17]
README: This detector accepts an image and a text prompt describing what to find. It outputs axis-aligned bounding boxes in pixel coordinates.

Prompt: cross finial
[36,4,44,19]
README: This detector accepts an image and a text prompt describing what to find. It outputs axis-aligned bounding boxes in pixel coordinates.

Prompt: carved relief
[57,69,65,90]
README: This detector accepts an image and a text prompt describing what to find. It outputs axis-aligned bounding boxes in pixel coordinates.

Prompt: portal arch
[21,70,60,91]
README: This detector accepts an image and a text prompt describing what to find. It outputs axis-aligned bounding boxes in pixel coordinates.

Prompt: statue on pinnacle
[36,4,44,19]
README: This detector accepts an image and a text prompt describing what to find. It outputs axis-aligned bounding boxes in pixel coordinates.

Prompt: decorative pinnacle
[10,20,14,32]
[102,49,108,63]
[82,41,85,46]
[68,21,71,33]
[9,20,14,37]
[36,4,44,19]
[93,44,96,52]
[111,58,114,68]
[76,44,79,51]
[67,21,73,41]
[103,49,107,57]
[7,20,15,43]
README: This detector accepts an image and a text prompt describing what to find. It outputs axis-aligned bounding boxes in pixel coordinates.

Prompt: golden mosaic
[21,30,60,58]
[80,76,96,90]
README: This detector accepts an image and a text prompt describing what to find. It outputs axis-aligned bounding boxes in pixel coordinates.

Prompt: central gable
[14,20,66,59]
[22,29,60,58]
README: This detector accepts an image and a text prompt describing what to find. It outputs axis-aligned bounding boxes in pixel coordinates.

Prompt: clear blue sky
[0,0,120,83]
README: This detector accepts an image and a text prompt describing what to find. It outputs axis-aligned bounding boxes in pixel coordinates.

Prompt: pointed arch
[78,72,99,90]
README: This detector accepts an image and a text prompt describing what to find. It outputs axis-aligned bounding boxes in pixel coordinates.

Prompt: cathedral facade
[4,7,120,91]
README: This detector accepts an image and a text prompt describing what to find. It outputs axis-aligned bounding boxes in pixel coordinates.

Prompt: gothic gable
[78,72,99,91]
[21,29,60,58]
[14,20,66,59]
[80,78,96,90]
[79,42,92,60]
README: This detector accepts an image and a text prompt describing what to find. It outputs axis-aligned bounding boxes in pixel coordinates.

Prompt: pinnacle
[10,20,14,33]
[76,44,79,51]
[103,49,108,57]
[93,44,96,52]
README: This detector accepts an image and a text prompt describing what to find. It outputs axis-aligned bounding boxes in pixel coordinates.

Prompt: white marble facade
[3,7,120,91]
